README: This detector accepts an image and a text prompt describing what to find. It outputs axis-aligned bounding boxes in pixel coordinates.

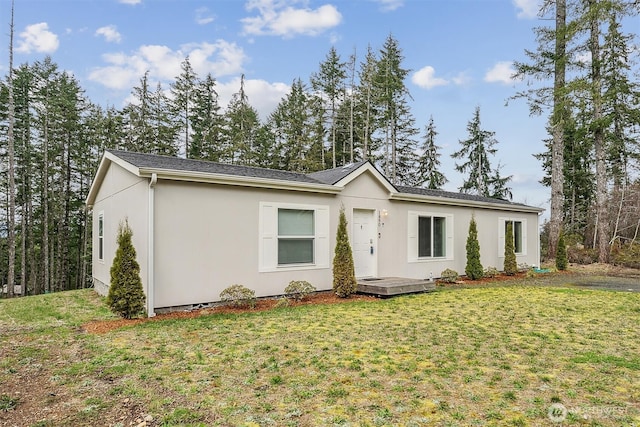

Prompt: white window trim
[498,217,527,257]
[97,211,105,263]
[259,202,330,272]
[408,211,454,262]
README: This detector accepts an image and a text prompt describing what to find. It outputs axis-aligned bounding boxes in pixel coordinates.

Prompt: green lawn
[1,282,639,426]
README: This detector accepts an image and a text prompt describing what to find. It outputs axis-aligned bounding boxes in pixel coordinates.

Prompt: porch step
[357,277,436,297]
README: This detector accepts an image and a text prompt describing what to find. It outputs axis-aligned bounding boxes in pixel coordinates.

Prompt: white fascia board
[333,162,397,194]
[85,152,142,207]
[390,192,545,214]
[138,168,342,194]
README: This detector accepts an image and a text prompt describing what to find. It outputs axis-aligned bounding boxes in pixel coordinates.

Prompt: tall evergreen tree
[170,56,198,157]
[310,47,346,168]
[190,73,225,161]
[504,221,518,275]
[452,106,511,198]
[416,116,447,189]
[224,75,261,165]
[374,34,419,184]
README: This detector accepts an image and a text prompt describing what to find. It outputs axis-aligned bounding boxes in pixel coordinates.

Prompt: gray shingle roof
[396,185,530,207]
[109,150,325,185]
[306,161,369,185]
[108,150,536,209]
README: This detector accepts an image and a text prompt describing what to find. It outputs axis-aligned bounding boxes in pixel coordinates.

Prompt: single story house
[86,150,544,316]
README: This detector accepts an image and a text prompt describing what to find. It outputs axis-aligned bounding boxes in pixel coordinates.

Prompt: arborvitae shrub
[504,222,518,275]
[219,284,256,308]
[556,231,568,271]
[440,269,459,283]
[465,216,484,280]
[106,219,146,319]
[333,207,357,298]
[284,280,316,301]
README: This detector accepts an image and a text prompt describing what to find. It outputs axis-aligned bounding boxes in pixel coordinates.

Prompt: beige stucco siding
[91,162,149,296]
[153,180,338,308]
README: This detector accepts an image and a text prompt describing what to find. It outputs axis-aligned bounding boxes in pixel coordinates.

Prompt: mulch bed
[83,292,378,334]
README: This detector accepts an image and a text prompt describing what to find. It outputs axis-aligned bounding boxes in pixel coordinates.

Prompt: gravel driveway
[569,275,640,292]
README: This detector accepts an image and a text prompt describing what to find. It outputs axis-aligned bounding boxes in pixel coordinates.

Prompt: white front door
[352,209,377,278]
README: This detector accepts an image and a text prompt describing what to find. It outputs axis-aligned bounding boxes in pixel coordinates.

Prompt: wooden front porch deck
[357,277,436,297]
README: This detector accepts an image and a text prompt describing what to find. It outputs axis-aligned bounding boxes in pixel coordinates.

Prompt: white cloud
[242,0,342,37]
[452,71,471,86]
[195,7,215,25]
[16,22,59,54]
[412,66,448,89]
[513,0,541,19]
[88,40,247,90]
[484,61,517,85]
[218,77,290,120]
[119,0,142,4]
[95,25,122,43]
[374,0,404,12]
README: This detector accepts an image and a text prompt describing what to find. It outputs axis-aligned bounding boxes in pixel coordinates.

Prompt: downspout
[537,211,542,268]
[147,173,157,317]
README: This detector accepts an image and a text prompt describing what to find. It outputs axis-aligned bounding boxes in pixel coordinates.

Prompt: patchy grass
[1,284,640,426]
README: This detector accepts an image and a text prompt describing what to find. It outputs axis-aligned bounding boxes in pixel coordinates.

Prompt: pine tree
[224,75,261,165]
[504,222,518,275]
[190,73,224,161]
[106,219,145,318]
[333,207,357,298]
[310,46,346,168]
[556,230,568,271]
[416,116,447,189]
[170,56,198,157]
[452,106,511,198]
[465,216,483,280]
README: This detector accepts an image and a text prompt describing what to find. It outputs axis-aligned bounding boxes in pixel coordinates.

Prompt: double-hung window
[505,220,523,254]
[408,211,453,262]
[259,202,330,272]
[418,216,446,258]
[98,213,104,261]
[278,209,314,265]
[499,217,527,256]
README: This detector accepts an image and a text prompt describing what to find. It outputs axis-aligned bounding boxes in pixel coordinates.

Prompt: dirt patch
[83,292,378,334]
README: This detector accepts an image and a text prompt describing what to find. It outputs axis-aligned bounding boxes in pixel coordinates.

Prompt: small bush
[274,298,290,309]
[567,246,598,264]
[484,266,499,278]
[556,231,568,271]
[219,284,256,308]
[465,216,484,280]
[333,207,357,298]
[504,222,518,276]
[440,269,459,283]
[284,280,316,301]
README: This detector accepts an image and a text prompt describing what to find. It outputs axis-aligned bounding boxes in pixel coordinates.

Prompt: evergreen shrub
[284,280,316,301]
[465,216,484,280]
[219,284,256,308]
[504,222,518,275]
[439,269,459,283]
[556,231,568,271]
[333,207,357,298]
[106,219,146,319]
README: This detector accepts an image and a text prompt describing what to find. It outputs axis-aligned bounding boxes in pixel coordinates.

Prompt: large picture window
[418,216,446,258]
[278,209,314,265]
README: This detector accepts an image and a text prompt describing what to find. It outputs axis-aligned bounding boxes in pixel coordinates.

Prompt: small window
[505,220,523,254]
[278,209,314,265]
[418,215,446,258]
[98,213,104,261]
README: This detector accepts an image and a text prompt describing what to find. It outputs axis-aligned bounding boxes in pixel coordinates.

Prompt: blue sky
[0,0,582,216]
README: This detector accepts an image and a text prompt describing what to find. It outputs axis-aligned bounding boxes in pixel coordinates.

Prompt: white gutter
[147,173,157,317]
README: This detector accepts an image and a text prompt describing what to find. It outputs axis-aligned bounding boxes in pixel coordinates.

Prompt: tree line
[1,0,638,297]
[514,0,639,262]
